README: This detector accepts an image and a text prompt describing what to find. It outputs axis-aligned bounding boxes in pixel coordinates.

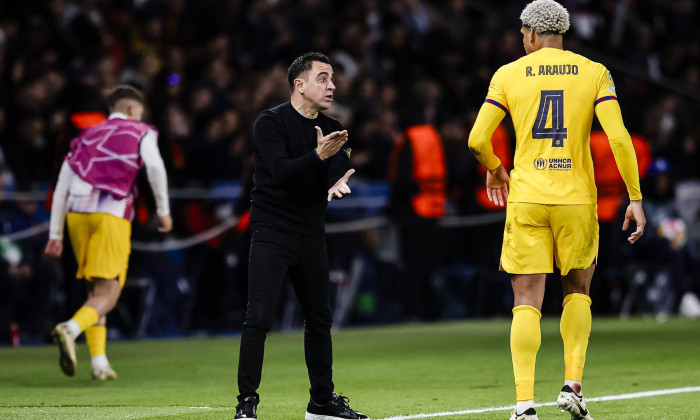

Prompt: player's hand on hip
[44,239,63,258]
[158,214,173,233]
[622,199,645,244]
[315,126,348,160]
[486,164,509,207]
[328,169,355,201]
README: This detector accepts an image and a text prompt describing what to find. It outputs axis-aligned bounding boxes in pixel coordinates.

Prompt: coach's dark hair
[107,85,145,110]
[287,52,331,91]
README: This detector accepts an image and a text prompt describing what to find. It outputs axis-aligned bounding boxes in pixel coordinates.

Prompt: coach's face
[298,61,336,111]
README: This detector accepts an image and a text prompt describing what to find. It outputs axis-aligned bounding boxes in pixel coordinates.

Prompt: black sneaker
[235,395,259,419]
[305,394,369,419]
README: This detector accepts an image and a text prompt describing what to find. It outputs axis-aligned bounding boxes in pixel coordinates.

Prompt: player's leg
[501,203,553,419]
[236,225,298,419]
[83,277,122,313]
[52,213,130,377]
[55,276,121,375]
[52,213,98,376]
[291,233,368,420]
[510,273,545,419]
[78,212,127,335]
[83,215,128,380]
[85,220,129,380]
[52,280,119,378]
[84,274,123,381]
[553,204,598,420]
[86,314,117,380]
[556,267,595,420]
[52,303,98,377]
[560,264,594,390]
[59,277,120,339]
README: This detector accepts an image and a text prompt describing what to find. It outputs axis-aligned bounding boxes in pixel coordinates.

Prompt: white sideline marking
[378,386,700,419]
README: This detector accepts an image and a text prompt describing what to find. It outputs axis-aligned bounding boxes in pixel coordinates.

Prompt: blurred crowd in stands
[1,0,700,342]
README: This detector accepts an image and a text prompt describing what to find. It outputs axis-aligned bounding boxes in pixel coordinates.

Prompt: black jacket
[249,101,350,234]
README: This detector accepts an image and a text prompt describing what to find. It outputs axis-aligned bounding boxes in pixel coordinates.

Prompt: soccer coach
[234,52,367,420]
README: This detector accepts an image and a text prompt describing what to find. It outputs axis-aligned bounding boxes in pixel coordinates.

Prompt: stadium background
[0,0,699,344]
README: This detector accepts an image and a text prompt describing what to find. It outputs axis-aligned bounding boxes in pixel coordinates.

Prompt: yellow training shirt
[469,47,641,204]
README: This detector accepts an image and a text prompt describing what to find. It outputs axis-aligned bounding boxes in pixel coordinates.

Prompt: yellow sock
[511,305,542,401]
[560,293,592,382]
[71,306,99,333]
[86,326,107,357]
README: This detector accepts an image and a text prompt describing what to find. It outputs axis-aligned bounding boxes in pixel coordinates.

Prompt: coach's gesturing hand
[315,126,348,160]
[328,169,355,201]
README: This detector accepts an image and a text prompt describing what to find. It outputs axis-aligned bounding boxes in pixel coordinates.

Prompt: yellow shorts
[67,212,131,287]
[500,202,598,276]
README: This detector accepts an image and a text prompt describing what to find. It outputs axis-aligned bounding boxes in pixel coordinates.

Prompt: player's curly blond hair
[520,0,570,35]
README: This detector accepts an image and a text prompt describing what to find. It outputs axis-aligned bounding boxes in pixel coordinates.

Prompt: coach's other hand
[315,126,348,160]
[328,169,355,201]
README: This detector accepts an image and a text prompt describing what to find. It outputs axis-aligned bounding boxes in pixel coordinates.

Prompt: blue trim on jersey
[484,98,508,113]
[594,96,617,106]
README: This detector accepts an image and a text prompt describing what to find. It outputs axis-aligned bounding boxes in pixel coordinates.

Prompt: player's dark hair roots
[107,85,145,110]
[287,52,330,91]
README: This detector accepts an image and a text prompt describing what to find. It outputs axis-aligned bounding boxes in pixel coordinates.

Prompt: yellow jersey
[475,47,639,205]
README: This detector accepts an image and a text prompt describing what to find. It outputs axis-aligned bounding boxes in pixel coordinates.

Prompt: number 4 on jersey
[532,90,567,147]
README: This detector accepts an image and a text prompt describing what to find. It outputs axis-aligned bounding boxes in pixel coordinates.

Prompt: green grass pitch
[1,317,699,419]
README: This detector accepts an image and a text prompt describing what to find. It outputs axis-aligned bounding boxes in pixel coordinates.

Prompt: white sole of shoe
[510,408,539,420]
[557,394,593,420]
[51,326,76,377]
[305,413,370,420]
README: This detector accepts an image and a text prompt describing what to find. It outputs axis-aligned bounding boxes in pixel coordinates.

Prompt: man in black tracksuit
[235,52,368,420]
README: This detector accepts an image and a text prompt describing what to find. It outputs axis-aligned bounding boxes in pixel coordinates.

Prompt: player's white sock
[516,400,535,414]
[65,320,81,338]
[91,355,109,368]
[565,380,582,395]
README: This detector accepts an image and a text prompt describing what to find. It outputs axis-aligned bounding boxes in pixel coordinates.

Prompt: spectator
[0,181,61,339]
[614,158,700,318]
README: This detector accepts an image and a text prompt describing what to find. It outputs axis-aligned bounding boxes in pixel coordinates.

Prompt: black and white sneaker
[509,407,538,420]
[305,394,369,419]
[235,395,259,419]
[556,385,594,420]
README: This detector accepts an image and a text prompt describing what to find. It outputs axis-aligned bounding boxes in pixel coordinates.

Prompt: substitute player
[45,85,172,380]
[467,1,646,419]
